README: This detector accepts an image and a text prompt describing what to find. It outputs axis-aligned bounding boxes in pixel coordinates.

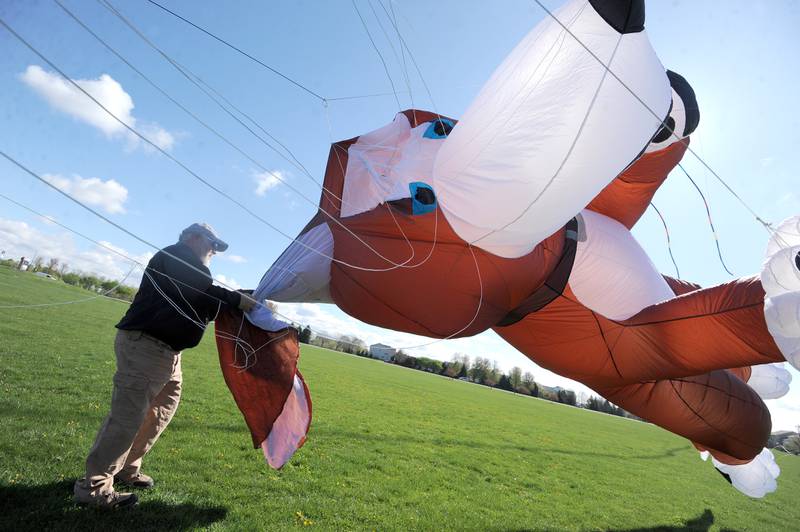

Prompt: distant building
[369,343,395,362]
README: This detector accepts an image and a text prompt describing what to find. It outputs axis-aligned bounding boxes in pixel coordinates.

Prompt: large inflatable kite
[215,0,798,498]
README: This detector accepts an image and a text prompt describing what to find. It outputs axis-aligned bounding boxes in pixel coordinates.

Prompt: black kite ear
[589,0,645,34]
[667,70,700,137]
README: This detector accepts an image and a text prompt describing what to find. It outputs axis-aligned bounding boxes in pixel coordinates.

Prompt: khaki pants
[75,330,182,500]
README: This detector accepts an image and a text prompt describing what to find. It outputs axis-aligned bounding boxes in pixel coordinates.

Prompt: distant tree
[416,357,443,373]
[456,353,470,373]
[522,372,535,389]
[31,256,43,272]
[113,285,137,301]
[784,435,800,455]
[509,367,523,390]
[311,336,337,350]
[539,389,557,402]
[469,357,490,384]
[586,396,602,411]
[483,369,499,387]
[62,272,80,286]
[298,326,312,344]
[557,390,577,406]
[498,374,513,391]
[530,383,539,397]
[393,351,418,368]
[336,334,365,354]
[45,257,59,275]
[486,360,501,387]
[442,361,458,378]
[80,275,102,291]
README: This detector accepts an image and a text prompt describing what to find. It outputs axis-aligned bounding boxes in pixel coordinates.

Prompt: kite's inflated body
[216,0,797,497]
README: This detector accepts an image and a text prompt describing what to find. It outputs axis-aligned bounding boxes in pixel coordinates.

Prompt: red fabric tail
[214,308,307,448]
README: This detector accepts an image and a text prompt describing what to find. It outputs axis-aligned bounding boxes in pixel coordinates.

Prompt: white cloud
[137,122,176,152]
[223,254,247,264]
[20,65,175,151]
[0,217,150,285]
[214,273,241,290]
[254,169,286,196]
[42,173,128,214]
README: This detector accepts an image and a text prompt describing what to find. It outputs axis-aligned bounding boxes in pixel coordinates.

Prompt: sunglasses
[201,235,224,252]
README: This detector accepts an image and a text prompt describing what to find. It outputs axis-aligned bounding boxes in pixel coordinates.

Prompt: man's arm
[156,245,256,312]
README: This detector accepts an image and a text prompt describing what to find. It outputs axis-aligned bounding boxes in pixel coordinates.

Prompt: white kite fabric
[432,0,671,258]
[261,374,311,469]
[248,223,334,331]
[569,209,674,320]
[712,448,781,499]
[341,113,443,218]
[762,215,800,372]
[746,364,793,400]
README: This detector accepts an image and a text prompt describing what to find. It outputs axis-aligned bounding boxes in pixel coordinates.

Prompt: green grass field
[1,265,798,531]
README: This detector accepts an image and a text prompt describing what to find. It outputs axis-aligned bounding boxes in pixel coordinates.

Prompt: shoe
[74,485,138,509]
[114,472,155,489]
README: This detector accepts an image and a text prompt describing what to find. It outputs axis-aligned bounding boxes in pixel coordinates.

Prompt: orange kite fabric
[319,119,784,466]
[215,308,311,467]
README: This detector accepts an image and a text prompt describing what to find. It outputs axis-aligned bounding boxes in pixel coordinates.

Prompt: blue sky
[1,0,798,430]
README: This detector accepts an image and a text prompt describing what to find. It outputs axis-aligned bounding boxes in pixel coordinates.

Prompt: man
[74,223,257,508]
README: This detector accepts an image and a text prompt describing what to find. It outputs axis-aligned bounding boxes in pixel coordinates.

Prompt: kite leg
[495,279,786,390]
[593,372,771,464]
[586,140,688,229]
[597,277,786,381]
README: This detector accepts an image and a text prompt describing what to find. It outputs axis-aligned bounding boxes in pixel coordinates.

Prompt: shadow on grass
[605,509,737,532]
[509,510,734,532]
[0,480,227,531]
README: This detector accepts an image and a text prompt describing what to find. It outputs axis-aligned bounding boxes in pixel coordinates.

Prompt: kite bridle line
[9,2,788,352]
[0,16,447,276]
[351,0,403,112]
[0,191,295,352]
[55,0,447,289]
[135,0,456,275]
[0,164,465,361]
[648,203,680,279]
[0,192,387,362]
[525,0,773,236]
[97,0,453,276]
[91,0,440,274]
[143,0,774,246]
[77,0,481,345]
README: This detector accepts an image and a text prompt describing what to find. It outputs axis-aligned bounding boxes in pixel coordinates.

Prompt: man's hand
[237,291,258,312]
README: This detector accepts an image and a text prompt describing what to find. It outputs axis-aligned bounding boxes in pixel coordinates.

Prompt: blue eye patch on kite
[423,118,455,139]
[409,182,437,215]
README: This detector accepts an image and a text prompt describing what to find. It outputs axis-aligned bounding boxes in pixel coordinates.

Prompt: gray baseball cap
[181,222,229,252]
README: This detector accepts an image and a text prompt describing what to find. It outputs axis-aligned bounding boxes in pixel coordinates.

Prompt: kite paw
[761,216,800,371]
[712,448,780,498]
[747,363,793,400]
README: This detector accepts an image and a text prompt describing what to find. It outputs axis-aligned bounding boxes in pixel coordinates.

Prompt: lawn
[0,265,798,531]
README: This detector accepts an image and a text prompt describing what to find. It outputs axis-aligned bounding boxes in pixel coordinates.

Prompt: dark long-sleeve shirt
[116,242,242,351]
